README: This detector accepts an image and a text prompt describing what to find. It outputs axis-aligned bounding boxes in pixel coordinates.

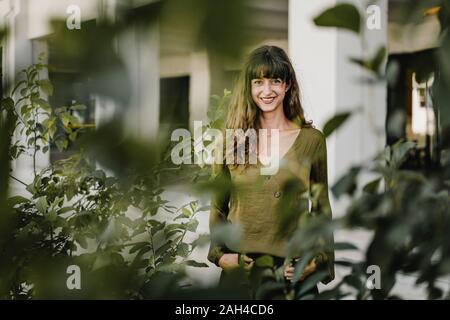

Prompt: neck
[259,108,292,130]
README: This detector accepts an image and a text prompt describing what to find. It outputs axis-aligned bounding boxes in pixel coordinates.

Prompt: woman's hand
[284,258,317,282]
[218,253,254,271]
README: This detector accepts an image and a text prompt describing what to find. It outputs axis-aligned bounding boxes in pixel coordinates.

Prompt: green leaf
[292,252,315,283]
[155,242,173,257]
[331,167,361,198]
[55,138,68,151]
[55,106,68,114]
[187,219,199,232]
[323,112,352,137]
[185,260,209,268]
[105,177,117,187]
[92,170,106,182]
[110,252,125,266]
[20,104,30,117]
[162,254,176,265]
[254,255,274,268]
[69,131,78,142]
[334,242,359,251]
[384,145,391,163]
[68,114,80,126]
[391,141,416,168]
[26,183,36,194]
[58,207,74,215]
[174,213,186,220]
[350,46,386,75]
[130,242,150,254]
[343,274,363,291]
[76,235,88,249]
[60,113,71,127]
[1,97,15,112]
[176,243,189,257]
[182,207,192,218]
[191,234,210,248]
[36,196,48,214]
[363,178,381,194]
[47,209,57,222]
[189,201,198,212]
[150,221,166,235]
[314,3,361,34]
[7,195,29,206]
[165,223,184,233]
[49,124,57,139]
[117,216,134,228]
[12,80,27,95]
[27,136,35,146]
[166,229,182,238]
[36,98,51,111]
[37,79,54,96]
[71,104,87,111]
[296,271,328,298]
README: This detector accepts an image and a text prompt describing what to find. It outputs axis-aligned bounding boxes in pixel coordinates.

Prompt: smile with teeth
[260,96,276,104]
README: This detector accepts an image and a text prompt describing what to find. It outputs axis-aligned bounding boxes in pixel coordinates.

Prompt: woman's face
[251,77,289,113]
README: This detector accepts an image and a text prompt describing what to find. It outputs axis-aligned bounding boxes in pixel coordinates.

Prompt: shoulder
[300,127,326,146]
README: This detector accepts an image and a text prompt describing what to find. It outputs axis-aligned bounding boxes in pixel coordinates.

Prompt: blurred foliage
[2,0,450,301]
[0,0,252,298]
[305,0,450,300]
[1,62,215,299]
[313,3,361,34]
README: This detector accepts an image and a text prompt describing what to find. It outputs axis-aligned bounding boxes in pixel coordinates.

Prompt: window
[46,20,97,163]
[159,76,190,134]
[386,48,439,169]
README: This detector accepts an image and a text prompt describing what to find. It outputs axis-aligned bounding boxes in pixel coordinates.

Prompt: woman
[207,45,334,299]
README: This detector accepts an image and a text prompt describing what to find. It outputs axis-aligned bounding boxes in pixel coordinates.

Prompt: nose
[262,80,272,95]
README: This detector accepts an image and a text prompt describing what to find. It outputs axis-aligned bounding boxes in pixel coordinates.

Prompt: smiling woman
[207,45,335,299]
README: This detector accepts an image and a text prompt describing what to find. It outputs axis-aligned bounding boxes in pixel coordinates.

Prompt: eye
[271,78,283,84]
[252,79,263,85]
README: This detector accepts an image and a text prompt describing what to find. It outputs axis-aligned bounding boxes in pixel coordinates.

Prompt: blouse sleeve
[310,133,335,284]
[207,161,231,267]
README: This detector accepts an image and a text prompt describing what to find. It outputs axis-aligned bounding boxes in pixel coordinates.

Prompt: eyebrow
[251,77,282,80]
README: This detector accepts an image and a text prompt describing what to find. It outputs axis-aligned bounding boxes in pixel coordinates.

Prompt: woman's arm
[311,132,335,284]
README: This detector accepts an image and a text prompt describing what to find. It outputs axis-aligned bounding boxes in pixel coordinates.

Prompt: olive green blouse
[207,127,335,283]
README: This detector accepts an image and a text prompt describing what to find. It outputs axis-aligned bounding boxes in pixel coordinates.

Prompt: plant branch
[9,174,28,186]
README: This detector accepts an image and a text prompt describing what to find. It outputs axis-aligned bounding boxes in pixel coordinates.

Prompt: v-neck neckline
[257,127,303,167]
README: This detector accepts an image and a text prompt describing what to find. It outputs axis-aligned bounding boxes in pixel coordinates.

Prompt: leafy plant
[1,63,212,299]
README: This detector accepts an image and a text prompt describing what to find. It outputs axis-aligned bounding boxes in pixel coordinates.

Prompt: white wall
[289,0,387,186]
[289,0,389,296]
[289,0,338,188]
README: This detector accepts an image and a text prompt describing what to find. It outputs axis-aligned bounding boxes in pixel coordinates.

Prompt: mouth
[260,97,276,104]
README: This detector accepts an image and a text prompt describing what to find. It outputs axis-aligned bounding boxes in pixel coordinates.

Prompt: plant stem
[148,228,156,270]
[9,174,28,186]
[174,210,197,256]
[33,110,37,177]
